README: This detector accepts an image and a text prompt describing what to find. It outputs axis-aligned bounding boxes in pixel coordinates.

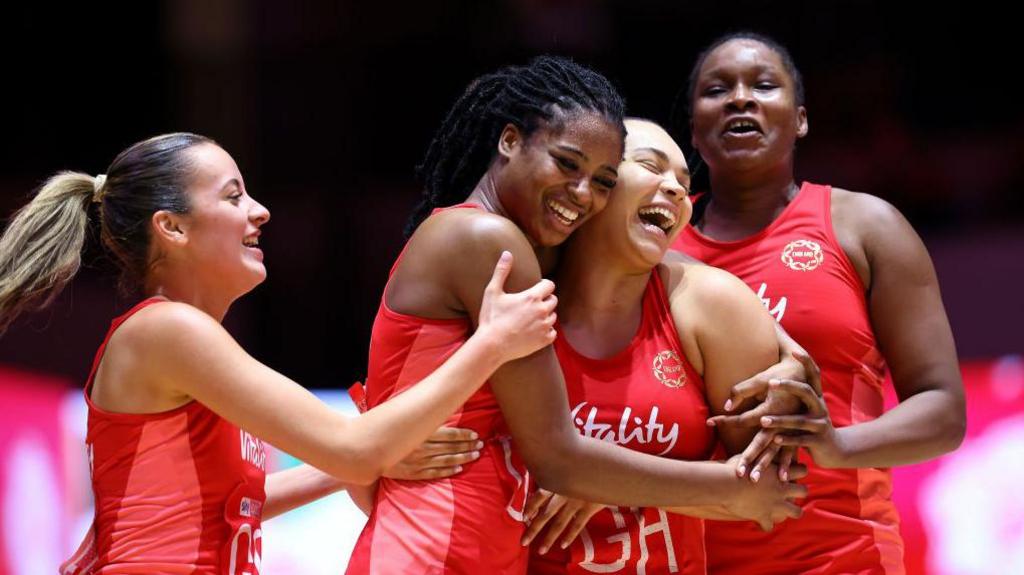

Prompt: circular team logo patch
[653,350,686,389]
[781,239,824,271]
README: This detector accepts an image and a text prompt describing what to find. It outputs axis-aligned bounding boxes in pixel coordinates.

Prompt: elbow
[944,408,967,454]
[330,456,385,487]
[529,461,572,495]
[516,431,576,495]
[322,438,388,486]
[339,462,385,484]
[937,392,967,455]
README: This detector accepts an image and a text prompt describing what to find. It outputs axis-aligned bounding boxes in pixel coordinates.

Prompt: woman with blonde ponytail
[0,133,559,574]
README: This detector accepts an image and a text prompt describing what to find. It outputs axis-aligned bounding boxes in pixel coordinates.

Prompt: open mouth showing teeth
[638,206,677,234]
[546,199,580,225]
[243,237,260,247]
[724,119,761,135]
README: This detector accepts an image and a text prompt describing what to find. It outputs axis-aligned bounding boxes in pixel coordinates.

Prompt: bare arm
[264,425,482,519]
[672,264,781,461]
[126,252,555,486]
[830,192,964,465]
[263,465,347,520]
[769,191,966,467]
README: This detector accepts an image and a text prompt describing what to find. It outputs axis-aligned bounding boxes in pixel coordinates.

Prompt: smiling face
[156,143,271,298]
[690,39,807,175]
[573,119,691,269]
[495,110,624,247]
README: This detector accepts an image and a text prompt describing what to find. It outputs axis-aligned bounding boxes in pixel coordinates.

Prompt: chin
[238,266,268,293]
[533,225,572,248]
[626,240,666,270]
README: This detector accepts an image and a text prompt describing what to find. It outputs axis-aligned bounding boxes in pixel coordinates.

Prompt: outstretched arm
[130,251,556,486]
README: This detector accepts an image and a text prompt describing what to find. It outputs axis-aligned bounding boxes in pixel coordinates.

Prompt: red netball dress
[61,299,267,575]
[529,269,716,575]
[673,182,904,574]
[346,205,532,574]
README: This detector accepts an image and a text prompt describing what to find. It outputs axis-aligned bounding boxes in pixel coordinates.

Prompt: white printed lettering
[571,403,679,456]
[239,430,266,470]
[228,524,262,575]
[580,508,630,573]
[755,282,788,323]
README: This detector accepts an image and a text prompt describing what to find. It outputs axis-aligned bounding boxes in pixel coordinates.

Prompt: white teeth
[638,206,677,231]
[726,119,758,132]
[243,237,259,247]
[546,199,579,223]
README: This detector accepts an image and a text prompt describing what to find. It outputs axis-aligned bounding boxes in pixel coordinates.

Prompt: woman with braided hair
[0,133,560,573]
[345,56,806,574]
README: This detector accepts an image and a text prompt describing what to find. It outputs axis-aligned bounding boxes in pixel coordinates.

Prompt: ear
[796,106,808,139]
[497,123,523,160]
[150,210,188,250]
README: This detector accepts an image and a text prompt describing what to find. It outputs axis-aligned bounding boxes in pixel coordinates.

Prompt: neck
[465,169,510,220]
[557,240,650,351]
[700,161,799,237]
[146,267,235,322]
[466,168,560,274]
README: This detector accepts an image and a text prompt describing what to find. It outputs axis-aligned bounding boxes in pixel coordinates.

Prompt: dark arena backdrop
[1,2,1020,574]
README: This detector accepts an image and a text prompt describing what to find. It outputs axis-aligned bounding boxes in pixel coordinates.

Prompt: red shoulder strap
[83,298,167,395]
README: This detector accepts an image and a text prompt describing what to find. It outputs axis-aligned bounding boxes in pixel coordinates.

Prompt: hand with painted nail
[383,426,483,480]
[759,379,849,469]
[708,350,823,481]
[714,349,823,423]
[520,489,605,554]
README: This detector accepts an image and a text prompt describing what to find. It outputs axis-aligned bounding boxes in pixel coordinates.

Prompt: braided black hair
[405,55,626,237]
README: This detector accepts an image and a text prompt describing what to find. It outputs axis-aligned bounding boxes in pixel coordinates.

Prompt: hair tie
[92,174,107,204]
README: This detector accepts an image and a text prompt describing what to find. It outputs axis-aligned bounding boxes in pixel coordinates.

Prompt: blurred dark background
[2,1,1020,389]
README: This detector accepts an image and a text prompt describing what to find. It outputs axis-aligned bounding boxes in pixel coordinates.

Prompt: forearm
[834,387,965,468]
[664,504,744,521]
[530,434,743,508]
[264,464,347,520]
[341,332,504,482]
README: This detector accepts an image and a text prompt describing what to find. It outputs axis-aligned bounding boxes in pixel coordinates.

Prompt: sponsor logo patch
[653,350,686,388]
[781,239,824,271]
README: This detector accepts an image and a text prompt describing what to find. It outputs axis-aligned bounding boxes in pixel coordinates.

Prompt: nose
[726,82,756,112]
[251,199,271,226]
[568,178,592,208]
[659,175,688,204]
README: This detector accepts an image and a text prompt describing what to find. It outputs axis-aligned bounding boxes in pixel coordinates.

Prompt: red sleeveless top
[346,205,532,574]
[674,182,904,574]
[60,299,267,575]
[530,270,715,575]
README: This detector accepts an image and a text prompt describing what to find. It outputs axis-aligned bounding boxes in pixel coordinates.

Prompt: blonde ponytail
[0,172,97,332]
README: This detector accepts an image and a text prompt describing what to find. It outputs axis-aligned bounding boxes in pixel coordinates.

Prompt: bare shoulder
[666,262,754,309]
[97,301,230,407]
[831,187,911,239]
[111,301,226,356]
[406,209,536,269]
[662,248,704,266]
[388,208,542,317]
